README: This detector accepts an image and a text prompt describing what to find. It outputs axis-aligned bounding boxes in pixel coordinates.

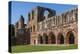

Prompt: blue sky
[10,1,77,24]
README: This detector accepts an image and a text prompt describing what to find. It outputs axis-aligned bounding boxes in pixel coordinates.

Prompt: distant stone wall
[15,15,30,45]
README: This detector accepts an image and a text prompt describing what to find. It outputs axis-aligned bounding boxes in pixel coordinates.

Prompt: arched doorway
[49,32,56,44]
[67,31,75,44]
[60,35,64,44]
[43,33,48,44]
[34,40,36,44]
[38,34,43,44]
[58,33,64,44]
[39,36,43,44]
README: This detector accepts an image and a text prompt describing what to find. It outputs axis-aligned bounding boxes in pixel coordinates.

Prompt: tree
[9,24,15,36]
[9,24,16,46]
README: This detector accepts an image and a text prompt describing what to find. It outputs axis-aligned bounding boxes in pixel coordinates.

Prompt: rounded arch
[43,33,48,44]
[49,32,56,44]
[57,33,64,44]
[66,31,75,44]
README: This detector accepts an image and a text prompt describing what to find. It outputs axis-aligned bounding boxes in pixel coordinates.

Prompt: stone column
[56,35,58,45]
[36,37,38,45]
[42,36,45,44]
[64,36,67,45]
[61,14,63,25]
[48,36,51,44]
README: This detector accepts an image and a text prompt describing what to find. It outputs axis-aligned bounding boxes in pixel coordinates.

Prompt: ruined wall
[36,8,78,45]
[27,6,56,44]
[14,6,78,45]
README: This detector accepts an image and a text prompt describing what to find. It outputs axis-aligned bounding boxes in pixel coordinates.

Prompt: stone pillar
[64,36,67,45]
[74,31,78,45]
[36,37,38,45]
[56,35,58,45]
[48,36,51,44]
[56,16,58,26]
[62,14,63,25]
[55,16,57,26]
[43,37,45,44]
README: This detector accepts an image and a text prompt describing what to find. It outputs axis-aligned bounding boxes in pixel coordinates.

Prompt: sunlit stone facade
[15,6,78,45]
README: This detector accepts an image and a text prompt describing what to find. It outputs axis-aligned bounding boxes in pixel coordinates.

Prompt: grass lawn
[11,44,78,53]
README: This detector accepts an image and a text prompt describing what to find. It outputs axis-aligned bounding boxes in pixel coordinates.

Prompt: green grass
[11,44,78,53]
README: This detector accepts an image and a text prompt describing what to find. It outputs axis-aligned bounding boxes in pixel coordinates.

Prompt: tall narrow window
[64,14,67,23]
[56,16,57,26]
[32,10,34,20]
[28,13,30,21]
[33,25,35,32]
[57,16,59,25]
[30,27,32,32]
[54,17,56,25]
[75,13,77,21]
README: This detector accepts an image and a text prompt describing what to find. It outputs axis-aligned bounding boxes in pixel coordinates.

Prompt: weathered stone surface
[15,6,78,45]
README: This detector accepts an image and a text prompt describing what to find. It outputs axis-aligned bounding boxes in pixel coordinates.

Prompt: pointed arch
[38,34,43,44]
[66,31,75,44]
[49,32,56,44]
[57,33,64,44]
[43,33,48,44]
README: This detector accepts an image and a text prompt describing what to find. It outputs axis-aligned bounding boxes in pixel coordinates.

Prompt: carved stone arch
[57,33,64,44]
[38,34,43,44]
[37,6,56,22]
[43,10,49,18]
[41,8,55,17]
[66,30,77,44]
[43,33,48,44]
[43,8,55,18]
[46,8,56,17]
[48,32,56,44]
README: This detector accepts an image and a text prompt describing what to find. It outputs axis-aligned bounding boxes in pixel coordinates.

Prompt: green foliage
[9,24,15,36]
